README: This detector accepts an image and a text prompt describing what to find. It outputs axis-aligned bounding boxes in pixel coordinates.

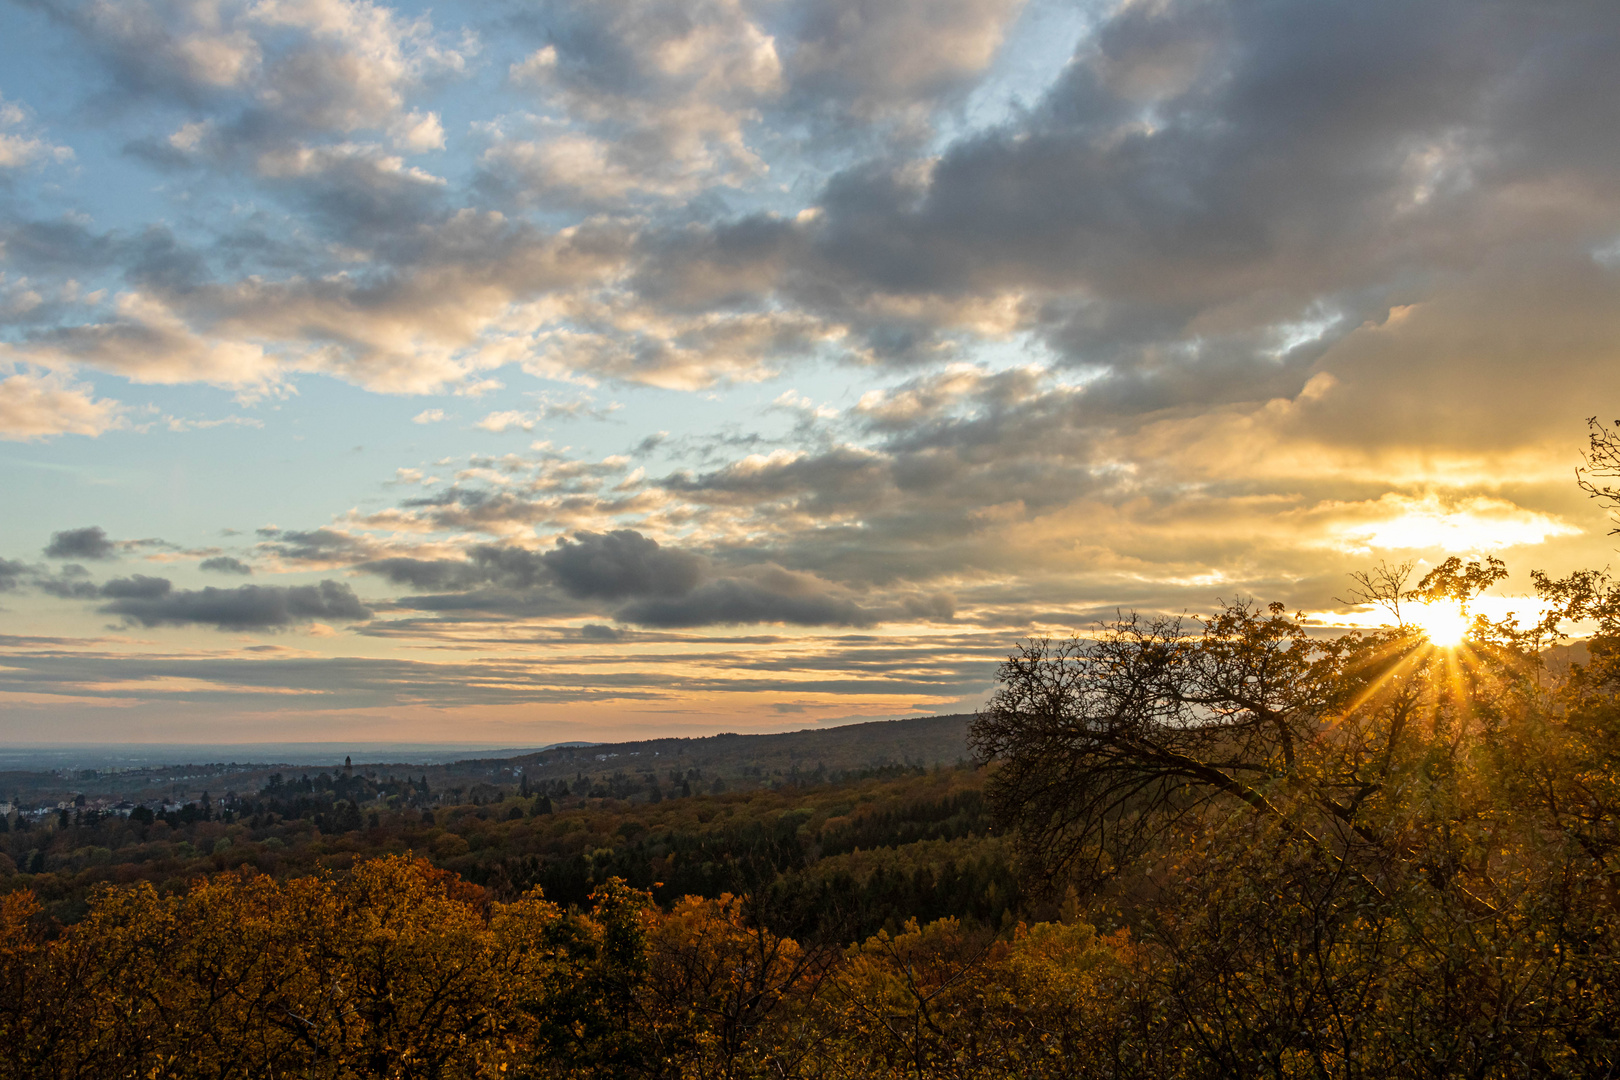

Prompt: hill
[0,714,975,812]
[486,712,974,788]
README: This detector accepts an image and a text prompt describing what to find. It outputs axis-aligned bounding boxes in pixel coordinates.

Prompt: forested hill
[0,713,976,811]
[495,713,975,787]
[2,717,1005,940]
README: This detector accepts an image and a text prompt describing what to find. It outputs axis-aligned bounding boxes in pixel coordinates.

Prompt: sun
[1410,600,1470,648]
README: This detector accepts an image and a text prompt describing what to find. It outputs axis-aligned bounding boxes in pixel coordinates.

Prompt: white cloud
[388,109,445,152]
[475,409,537,433]
[0,370,121,441]
[489,0,784,205]
[247,0,473,137]
[0,94,73,170]
[3,291,284,394]
[0,133,74,170]
[163,414,265,432]
[474,393,611,432]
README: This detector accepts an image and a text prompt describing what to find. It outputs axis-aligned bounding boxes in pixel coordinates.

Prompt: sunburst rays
[1410,600,1470,648]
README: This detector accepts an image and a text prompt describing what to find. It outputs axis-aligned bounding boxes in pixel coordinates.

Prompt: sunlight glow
[1410,601,1469,648]
[1325,493,1578,554]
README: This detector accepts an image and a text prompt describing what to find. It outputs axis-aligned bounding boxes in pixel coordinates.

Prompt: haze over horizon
[3,0,1619,746]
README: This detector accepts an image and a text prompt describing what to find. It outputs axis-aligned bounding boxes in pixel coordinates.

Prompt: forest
[2,755,1015,945]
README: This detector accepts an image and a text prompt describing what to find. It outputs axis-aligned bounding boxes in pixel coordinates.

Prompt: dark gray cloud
[384,588,578,619]
[541,530,706,600]
[358,543,551,592]
[470,544,555,589]
[533,533,896,627]
[44,526,115,560]
[98,578,372,629]
[782,0,1024,130]
[25,0,245,106]
[256,527,370,563]
[627,215,795,311]
[199,556,253,575]
[629,432,668,457]
[354,529,908,629]
[762,0,1620,401]
[0,217,121,275]
[0,558,30,591]
[100,574,172,600]
[617,570,873,627]
[665,446,887,509]
[358,556,477,592]
[358,531,697,607]
[37,564,100,599]
[254,147,454,246]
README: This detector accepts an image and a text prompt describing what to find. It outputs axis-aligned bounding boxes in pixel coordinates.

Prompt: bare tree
[1578,415,1620,534]
[968,601,1354,894]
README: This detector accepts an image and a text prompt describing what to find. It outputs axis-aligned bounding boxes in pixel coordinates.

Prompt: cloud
[784,0,1025,134]
[0,94,73,170]
[350,528,903,630]
[163,414,265,432]
[474,394,611,432]
[98,577,373,629]
[100,573,173,599]
[853,364,1045,431]
[0,629,1002,714]
[541,529,706,600]
[359,540,568,594]
[2,213,643,395]
[199,555,254,574]
[15,0,1620,411]
[0,218,118,276]
[0,558,31,591]
[616,566,874,627]
[412,408,445,423]
[1309,494,1580,556]
[664,445,891,510]
[766,0,1620,397]
[5,291,283,393]
[358,555,483,591]
[488,0,783,207]
[523,304,832,390]
[255,526,381,565]
[357,531,699,601]
[45,526,117,561]
[33,0,468,145]
[0,371,122,441]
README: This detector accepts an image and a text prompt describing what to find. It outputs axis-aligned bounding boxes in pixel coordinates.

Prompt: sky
[1,0,1619,746]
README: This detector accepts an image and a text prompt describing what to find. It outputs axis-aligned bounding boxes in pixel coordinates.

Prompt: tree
[638,892,830,1079]
[968,599,1351,893]
[969,559,1620,1076]
[1578,415,1620,534]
